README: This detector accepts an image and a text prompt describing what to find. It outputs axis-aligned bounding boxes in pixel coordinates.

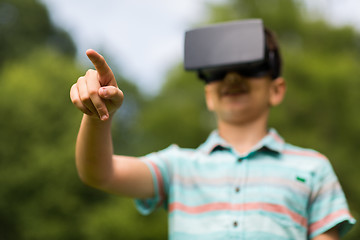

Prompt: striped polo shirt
[135,129,355,239]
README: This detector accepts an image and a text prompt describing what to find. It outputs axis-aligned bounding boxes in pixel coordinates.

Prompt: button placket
[235,155,245,194]
[230,155,244,232]
[235,154,249,233]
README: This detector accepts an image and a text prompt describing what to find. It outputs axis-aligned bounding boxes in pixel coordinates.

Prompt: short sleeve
[308,159,356,238]
[134,145,176,215]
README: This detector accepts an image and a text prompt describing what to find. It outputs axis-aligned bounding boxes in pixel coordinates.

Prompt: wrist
[83,113,113,126]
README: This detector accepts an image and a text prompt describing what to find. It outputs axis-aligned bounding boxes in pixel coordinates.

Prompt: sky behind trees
[40,0,360,94]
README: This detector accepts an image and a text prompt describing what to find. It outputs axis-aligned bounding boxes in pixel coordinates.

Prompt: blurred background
[0,0,359,239]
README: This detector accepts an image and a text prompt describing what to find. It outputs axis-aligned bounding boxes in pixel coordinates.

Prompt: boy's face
[204,72,285,125]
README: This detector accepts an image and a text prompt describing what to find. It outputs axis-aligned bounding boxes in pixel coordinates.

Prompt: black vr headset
[184,19,281,83]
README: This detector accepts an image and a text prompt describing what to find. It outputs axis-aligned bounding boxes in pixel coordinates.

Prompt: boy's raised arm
[70,50,154,199]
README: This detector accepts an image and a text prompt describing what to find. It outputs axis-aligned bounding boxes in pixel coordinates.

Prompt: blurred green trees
[0,0,75,67]
[0,0,166,239]
[0,0,359,239]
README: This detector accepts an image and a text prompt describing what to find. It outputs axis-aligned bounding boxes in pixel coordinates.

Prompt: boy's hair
[264,28,282,79]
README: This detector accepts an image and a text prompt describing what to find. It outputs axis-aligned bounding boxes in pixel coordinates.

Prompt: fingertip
[85,50,111,78]
[86,49,95,55]
[100,114,109,121]
[86,49,97,60]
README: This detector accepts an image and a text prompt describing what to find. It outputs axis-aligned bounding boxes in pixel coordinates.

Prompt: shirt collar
[198,128,285,155]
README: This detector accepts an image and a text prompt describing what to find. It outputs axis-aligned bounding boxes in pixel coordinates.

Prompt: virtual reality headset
[184,19,280,82]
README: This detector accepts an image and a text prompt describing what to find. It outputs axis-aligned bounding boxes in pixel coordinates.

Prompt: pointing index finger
[86,49,113,78]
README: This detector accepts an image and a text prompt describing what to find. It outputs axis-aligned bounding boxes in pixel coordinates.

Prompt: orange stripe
[148,161,166,207]
[169,202,307,227]
[283,149,327,160]
[309,209,351,234]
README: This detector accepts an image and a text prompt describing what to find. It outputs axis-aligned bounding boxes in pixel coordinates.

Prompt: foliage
[0,48,82,239]
[0,0,75,67]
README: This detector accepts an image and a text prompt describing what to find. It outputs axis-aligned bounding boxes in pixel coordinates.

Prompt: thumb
[86,49,117,87]
[99,86,124,109]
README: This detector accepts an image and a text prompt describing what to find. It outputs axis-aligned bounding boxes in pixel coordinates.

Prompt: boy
[70,19,355,239]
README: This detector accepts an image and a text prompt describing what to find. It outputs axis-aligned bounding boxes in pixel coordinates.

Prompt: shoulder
[159,144,199,156]
[142,144,201,162]
[280,142,332,172]
[282,143,328,161]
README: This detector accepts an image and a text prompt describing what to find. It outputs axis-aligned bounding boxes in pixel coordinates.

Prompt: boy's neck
[217,118,268,155]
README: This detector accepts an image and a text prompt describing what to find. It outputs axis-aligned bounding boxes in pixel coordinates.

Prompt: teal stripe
[170,231,229,240]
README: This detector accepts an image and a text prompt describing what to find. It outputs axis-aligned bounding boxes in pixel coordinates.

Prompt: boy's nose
[224,72,245,84]
[221,72,250,92]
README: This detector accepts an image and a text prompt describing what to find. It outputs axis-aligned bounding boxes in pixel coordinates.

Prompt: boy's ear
[204,85,215,111]
[269,77,286,106]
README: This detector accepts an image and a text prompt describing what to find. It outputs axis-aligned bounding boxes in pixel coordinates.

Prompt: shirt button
[237,158,243,163]
[235,187,240,193]
[233,221,238,227]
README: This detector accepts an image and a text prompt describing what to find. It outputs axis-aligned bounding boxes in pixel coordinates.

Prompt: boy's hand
[70,49,124,121]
